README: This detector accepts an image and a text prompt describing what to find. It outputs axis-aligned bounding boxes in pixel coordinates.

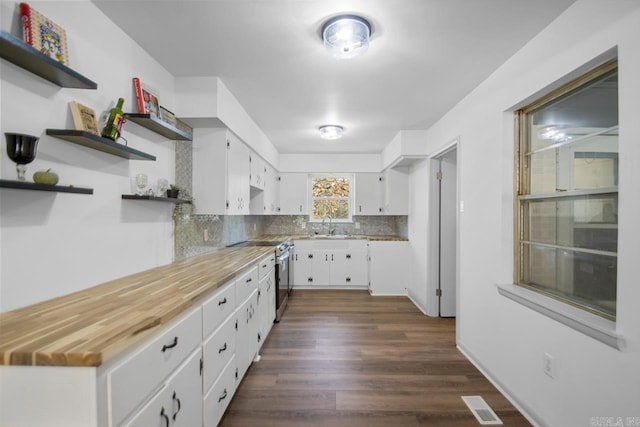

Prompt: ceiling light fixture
[319,125,344,140]
[321,14,371,59]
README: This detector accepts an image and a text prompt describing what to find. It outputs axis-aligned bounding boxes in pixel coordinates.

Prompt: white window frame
[499,58,624,350]
[308,173,354,223]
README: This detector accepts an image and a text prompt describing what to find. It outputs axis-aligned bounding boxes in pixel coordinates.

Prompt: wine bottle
[101,97,125,141]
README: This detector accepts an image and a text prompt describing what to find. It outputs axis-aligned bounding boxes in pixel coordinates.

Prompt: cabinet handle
[308,254,313,259]
[160,407,170,427]
[359,205,362,212]
[346,277,352,283]
[218,388,228,402]
[218,297,227,306]
[172,391,181,421]
[263,264,268,268]
[295,254,298,261]
[219,342,228,353]
[246,277,252,283]
[346,254,351,259]
[331,254,334,261]
[161,337,178,352]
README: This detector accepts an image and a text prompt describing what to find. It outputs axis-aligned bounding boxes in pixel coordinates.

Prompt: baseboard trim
[407,292,428,315]
[456,342,546,427]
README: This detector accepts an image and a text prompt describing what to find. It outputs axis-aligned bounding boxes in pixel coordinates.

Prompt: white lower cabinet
[124,348,202,427]
[292,240,368,288]
[0,253,279,427]
[203,356,237,427]
[109,307,202,427]
[258,266,276,347]
[235,288,259,381]
[368,241,411,295]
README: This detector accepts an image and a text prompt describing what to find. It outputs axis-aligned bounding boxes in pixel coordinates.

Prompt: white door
[438,149,457,317]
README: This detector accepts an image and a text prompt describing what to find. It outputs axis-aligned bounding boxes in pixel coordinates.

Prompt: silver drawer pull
[161,336,178,352]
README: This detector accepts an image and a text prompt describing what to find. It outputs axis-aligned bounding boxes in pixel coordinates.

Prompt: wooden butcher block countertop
[0,247,274,367]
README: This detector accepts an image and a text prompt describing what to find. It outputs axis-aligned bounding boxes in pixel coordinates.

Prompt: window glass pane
[312,199,350,220]
[517,61,618,320]
[312,177,350,197]
[526,72,618,195]
[526,194,618,251]
[525,244,616,318]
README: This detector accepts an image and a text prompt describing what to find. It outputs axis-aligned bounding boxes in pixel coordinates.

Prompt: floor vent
[461,396,503,425]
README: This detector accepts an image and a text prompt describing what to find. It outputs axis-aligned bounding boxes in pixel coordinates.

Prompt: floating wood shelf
[0,31,97,89]
[121,194,192,204]
[124,114,192,141]
[0,179,93,194]
[46,129,156,161]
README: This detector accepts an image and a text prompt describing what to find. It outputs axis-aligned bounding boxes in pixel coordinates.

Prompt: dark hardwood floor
[221,290,531,426]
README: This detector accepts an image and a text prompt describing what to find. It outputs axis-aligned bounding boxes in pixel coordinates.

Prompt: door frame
[427,138,460,320]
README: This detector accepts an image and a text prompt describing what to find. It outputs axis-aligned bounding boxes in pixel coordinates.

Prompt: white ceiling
[93,0,576,154]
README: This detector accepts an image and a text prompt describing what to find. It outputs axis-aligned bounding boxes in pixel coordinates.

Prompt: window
[515,60,618,321]
[310,174,353,222]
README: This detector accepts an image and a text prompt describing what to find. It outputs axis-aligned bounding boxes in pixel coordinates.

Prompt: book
[20,2,69,65]
[69,101,100,135]
[132,77,144,114]
[132,79,162,119]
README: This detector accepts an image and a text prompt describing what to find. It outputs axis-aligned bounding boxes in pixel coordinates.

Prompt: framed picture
[20,2,70,65]
[132,77,162,119]
[69,101,100,135]
[159,106,176,126]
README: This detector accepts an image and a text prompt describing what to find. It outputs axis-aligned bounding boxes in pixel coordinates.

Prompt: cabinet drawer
[258,252,276,279]
[203,314,236,393]
[109,307,202,427]
[235,266,258,304]
[204,356,237,427]
[202,280,236,338]
[123,349,202,427]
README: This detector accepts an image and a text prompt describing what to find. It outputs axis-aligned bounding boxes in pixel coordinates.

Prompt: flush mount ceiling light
[319,125,344,140]
[321,14,371,59]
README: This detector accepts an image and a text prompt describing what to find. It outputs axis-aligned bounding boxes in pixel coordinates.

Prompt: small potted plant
[166,184,180,198]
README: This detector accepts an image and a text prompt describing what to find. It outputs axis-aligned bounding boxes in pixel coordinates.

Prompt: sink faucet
[323,215,335,235]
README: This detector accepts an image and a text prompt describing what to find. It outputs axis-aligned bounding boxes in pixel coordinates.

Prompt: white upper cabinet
[354,173,382,215]
[264,163,279,214]
[278,173,308,215]
[382,167,409,215]
[193,128,251,215]
[249,152,266,190]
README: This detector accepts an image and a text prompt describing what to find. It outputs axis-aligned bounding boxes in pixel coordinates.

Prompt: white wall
[279,153,381,173]
[0,2,176,311]
[409,1,640,425]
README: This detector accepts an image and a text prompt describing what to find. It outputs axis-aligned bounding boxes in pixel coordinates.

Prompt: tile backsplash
[174,137,407,260]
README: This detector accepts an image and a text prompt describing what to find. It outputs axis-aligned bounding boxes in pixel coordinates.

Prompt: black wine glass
[5,133,39,181]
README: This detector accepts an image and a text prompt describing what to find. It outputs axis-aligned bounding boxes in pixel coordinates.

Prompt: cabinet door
[192,128,227,214]
[312,250,331,286]
[227,134,251,214]
[382,167,409,215]
[167,349,203,427]
[355,173,382,215]
[250,152,265,190]
[124,349,202,427]
[369,241,410,294]
[203,356,237,427]
[263,164,279,214]
[345,250,368,287]
[292,249,313,286]
[258,269,275,348]
[278,173,308,214]
[235,289,259,380]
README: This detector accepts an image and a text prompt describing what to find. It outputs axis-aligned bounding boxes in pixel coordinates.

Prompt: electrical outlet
[203,229,208,241]
[253,223,256,231]
[355,222,360,229]
[302,222,306,229]
[543,352,555,378]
